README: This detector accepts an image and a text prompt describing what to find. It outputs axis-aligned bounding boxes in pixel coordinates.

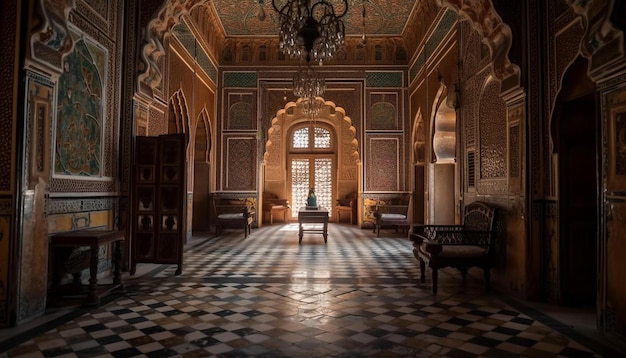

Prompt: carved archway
[438,0,519,81]
[263,98,360,214]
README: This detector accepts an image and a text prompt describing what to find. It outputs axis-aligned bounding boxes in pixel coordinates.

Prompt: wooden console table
[49,230,125,307]
[298,207,329,244]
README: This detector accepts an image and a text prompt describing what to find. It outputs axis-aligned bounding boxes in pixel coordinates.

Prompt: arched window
[289,124,334,216]
[291,125,332,151]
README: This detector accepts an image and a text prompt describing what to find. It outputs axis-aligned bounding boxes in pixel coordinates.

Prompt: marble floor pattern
[0,223,624,357]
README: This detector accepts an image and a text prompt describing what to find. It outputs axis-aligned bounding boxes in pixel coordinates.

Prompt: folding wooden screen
[131,134,185,275]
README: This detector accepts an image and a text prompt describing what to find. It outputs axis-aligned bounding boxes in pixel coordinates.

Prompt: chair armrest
[423,241,443,255]
[408,232,425,245]
[408,233,442,255]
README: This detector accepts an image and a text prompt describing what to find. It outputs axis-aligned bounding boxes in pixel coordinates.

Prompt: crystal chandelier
[293,65,325,116]
[272,0,348,64]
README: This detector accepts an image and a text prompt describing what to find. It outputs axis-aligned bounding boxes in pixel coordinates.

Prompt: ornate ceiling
[210,0,418,37]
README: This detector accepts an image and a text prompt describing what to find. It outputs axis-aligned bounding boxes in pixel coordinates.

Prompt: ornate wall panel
[148,103,167,137]
[366,92,402,131]
[365,135,405,192]
[41,3,122,194]
[54,25,106,178]
[508,103,524,193]
[479,79,507,180]
[222,135,257,191]
[25,72,54,190]
[225,92,257,131]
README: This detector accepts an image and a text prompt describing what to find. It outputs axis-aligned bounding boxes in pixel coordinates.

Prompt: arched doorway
[288,123,335,217]
[263,98,360,224]
[552,57,598,305]
[192,110,211,233]
[412,111,427,225]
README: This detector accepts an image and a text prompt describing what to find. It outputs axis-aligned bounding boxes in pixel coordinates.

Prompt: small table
[49,230,125,306]
[298,207,329,244]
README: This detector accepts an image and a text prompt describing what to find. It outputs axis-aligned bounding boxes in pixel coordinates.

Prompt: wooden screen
[131,134,185,275]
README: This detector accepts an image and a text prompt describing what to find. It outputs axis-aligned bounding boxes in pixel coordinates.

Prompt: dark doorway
[555,58,598,305]
[414,165,425,224]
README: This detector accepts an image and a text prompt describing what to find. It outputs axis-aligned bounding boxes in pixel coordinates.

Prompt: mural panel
[54,25,106,177]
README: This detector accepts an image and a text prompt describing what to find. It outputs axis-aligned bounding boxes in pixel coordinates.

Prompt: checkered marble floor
[0,224,623,357]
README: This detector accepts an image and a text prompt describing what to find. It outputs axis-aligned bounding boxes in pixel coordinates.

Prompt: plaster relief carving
[31,0,76,71]
[438,0,518,80]
[139,0,206,92]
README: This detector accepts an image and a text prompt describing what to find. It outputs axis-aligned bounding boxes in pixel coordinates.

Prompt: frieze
[47,197,117,215]
[366,72,404,88]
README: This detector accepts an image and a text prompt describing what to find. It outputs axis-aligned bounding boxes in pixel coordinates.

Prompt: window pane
[291,159,310,216]
[314,127,331,148]
[293,128,309,148]
[314,158,332,214]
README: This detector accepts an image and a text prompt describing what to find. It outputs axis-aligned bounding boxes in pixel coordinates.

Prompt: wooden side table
[297,207,329,244]
[49,230,125,306]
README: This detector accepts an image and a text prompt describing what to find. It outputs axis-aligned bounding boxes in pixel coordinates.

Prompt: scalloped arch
[264,98,359,164]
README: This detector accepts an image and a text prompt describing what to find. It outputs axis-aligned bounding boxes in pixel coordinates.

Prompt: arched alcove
[192,109,212,233]
[412,110,427,225]
[428,83,458,225]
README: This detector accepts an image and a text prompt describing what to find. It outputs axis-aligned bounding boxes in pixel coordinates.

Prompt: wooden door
[131,134,185,275]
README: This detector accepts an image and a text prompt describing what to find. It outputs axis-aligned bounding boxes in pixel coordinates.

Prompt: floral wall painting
[54,26,106,177]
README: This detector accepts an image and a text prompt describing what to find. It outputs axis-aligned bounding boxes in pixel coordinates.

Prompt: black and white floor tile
[0,224,623,357]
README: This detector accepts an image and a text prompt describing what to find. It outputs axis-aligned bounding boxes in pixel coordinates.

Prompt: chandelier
[293,65,326,116]
[272,0,348,63]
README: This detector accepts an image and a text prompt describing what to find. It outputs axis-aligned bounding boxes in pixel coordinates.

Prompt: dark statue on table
[306,188,317,209]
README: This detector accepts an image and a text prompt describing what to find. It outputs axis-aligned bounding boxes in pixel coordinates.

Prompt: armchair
[263,192,290,224]
[373,194,411,237]
[336,192,357,224]
[214,198,255,238]
[408,201,496,293]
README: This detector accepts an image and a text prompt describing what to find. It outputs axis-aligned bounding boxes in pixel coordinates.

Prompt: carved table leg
[85,246,99,306]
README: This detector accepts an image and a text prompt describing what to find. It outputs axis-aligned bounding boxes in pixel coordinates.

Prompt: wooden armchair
[263,193,290,224]
[408,201,496,293]
[336,192,357,224]
[373,194,411,237]
[214,198,255,238]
